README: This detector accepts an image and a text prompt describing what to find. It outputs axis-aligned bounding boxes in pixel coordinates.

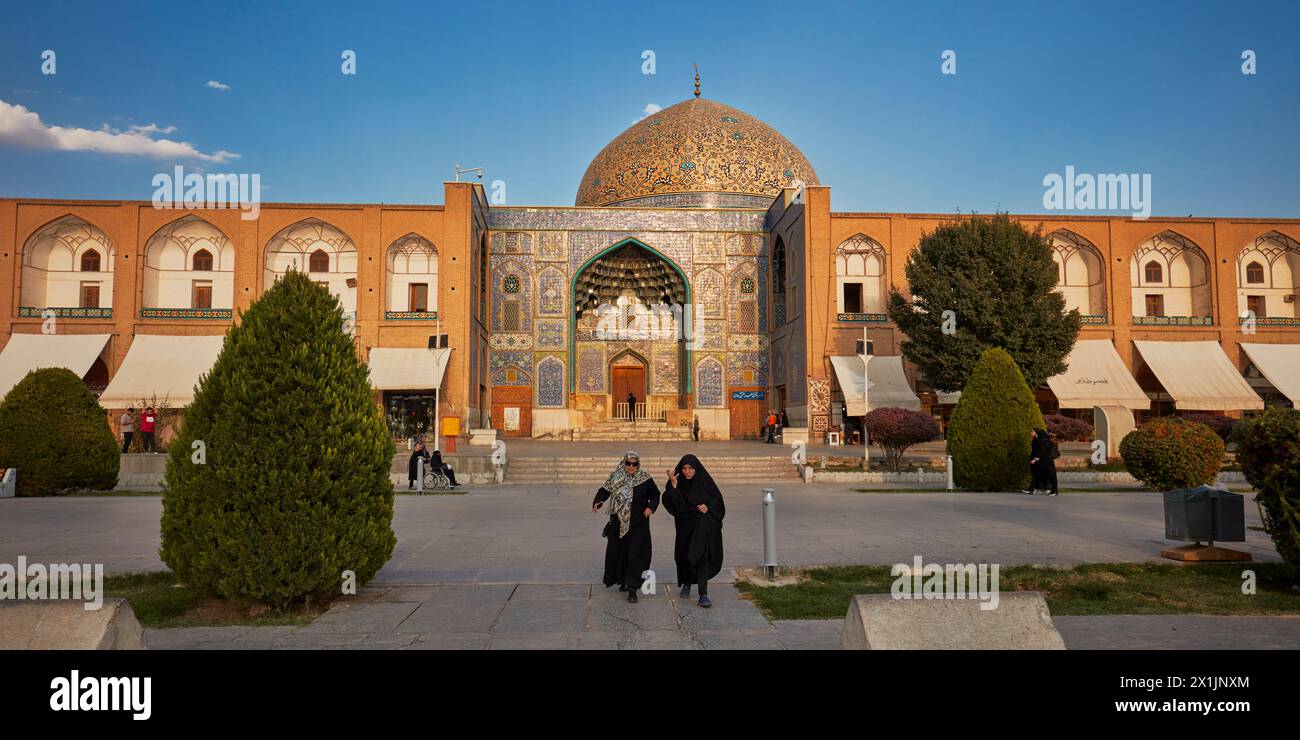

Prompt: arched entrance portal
[571,239,691,420]
[610,350,647,419]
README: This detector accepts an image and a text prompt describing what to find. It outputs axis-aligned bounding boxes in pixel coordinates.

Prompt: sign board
[732,391,767,400]
[503,407,520,431]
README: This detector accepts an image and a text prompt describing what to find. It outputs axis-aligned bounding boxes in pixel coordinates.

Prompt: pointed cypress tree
[886,214,1081,393]
[160,270,395,608]
[948,347,1045,491]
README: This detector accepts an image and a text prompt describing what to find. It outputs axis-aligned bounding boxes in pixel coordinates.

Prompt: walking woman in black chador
[592,451,659,602]
[661,454,725,608]
[1027,428,1059,496]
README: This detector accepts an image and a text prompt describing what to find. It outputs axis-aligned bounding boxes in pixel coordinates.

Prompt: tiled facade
[3,96,1299,442]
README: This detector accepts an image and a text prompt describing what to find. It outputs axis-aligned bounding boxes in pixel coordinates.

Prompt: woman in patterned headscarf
[592,450,660,602]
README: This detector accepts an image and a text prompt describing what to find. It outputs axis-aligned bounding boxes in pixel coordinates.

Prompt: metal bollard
[946,454,955,491]
[762,488,777,581]
[416,457,424,495]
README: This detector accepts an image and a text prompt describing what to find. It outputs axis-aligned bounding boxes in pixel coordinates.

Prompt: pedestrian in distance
[140,407,157,453]
[119,407,135,454]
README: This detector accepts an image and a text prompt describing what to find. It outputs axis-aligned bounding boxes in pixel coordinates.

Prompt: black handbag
[601,518,614,538]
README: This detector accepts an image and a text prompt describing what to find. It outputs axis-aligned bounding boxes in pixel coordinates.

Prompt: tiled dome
[575,98,818,208]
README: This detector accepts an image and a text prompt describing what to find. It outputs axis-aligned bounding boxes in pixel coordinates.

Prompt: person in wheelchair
[429,448,459,488]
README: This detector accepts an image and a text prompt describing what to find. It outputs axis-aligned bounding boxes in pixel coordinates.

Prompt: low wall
[118,450,503,491]
[803,467,1248,486]
[0,598,144,650]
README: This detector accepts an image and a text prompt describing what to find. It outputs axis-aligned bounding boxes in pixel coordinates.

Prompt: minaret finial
[694,64,700,98]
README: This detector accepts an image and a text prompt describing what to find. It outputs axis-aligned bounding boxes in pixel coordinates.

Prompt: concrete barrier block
[843,592,1066,650]
[0,598,145,650]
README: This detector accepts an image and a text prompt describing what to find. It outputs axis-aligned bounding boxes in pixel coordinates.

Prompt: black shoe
[618,585,627,592]
[628,590,638,603]
[680,585,691,598]
[1048,491,1058,497]
[698,595,712,608]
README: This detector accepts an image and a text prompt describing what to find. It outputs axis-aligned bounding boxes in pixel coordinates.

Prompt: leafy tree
[160,270,396,608]
[948,348,1045,491]
[0,367,119,496]
[886,214,1081,392]
[1235,409,1300,564]
[865,407,940,472]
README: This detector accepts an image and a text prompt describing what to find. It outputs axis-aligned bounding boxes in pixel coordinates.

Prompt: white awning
[1240,343,1300,405]
[0,333,110,400]
[1134,340,1263,411]
[99,334,225,407]
[369,348,452,391]
[829,355,921,415]
[829,356,868,416]
[1047,339,1150,411]
[864,355,922,411]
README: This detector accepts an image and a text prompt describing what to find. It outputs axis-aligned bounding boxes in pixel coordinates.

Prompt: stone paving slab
[1054,615,1300,650]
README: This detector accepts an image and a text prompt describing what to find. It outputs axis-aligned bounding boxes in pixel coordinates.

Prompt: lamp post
[434,316,441,453]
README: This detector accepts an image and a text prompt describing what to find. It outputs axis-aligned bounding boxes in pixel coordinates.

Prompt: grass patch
[735,563,1300,621]
[105,572,324,628]
[67,490,162,497]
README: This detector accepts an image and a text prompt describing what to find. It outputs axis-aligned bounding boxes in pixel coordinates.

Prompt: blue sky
[1,0,1297,216]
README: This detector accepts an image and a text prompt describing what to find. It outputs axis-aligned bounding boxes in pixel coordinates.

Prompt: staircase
[569,418,692,442]
[502,454,801,485]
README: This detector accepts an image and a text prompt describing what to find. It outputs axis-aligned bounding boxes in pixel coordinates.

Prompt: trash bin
[1209,489,1246,542]
[1163,487,1214,541]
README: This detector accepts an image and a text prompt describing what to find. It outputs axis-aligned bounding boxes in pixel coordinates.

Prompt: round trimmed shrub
[0,367,118,496]
[1234,408,1300,564]
[1045,414,1093,442]
[1118,417,1224,491]
[865,407,940,472]
[1179,413,1237,442]
[160,270,396,608]
[949,348,1045,491]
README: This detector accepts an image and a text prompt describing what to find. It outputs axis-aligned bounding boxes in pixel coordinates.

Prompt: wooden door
[79,283,100,309]
[611,366,646,417]
[730,396,763,439]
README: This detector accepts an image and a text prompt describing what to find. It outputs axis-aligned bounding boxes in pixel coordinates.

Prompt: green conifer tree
[160,270,395,607]
[948,347,1045,491]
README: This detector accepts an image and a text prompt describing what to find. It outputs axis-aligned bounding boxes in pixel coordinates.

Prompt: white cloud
[632,103,662,123]
[128,123,178,135]
[0,100,239,163]
[205,80,231,92]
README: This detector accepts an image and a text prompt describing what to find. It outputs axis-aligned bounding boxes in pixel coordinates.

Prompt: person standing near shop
[140,406,157,453]
[119,408,135,453]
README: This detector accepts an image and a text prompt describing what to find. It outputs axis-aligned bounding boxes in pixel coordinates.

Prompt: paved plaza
[2,484,1294,650]
[0,484,1281,577]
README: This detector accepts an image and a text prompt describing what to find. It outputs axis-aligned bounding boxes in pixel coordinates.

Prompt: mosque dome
[574,97,819,208]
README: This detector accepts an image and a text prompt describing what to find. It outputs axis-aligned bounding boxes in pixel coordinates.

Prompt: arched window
[80,250,101,272]
[1144,261,1162,284]
[192,249,213,272]
[1246,261,1265,284]
[772,238,786,296]
[309,249,330,273]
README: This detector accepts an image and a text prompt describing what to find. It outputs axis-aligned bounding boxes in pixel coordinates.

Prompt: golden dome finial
[694,64,700,97]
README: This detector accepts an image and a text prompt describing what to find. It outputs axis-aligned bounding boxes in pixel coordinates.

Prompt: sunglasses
[624,460,640,467]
